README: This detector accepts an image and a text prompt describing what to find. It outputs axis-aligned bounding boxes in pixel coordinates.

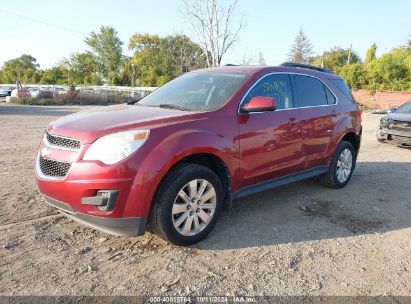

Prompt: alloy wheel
[171,179,217,236]
[336,148,353,183]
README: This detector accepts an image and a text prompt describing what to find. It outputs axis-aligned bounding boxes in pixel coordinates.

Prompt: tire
[319,141,356,189]
[377,127,386,142]
[148,163,223,246]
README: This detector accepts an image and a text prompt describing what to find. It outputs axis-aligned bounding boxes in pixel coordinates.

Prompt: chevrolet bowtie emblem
[41,147,52,157]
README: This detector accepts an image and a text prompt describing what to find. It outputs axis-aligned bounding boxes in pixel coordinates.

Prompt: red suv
[35,63,362,245]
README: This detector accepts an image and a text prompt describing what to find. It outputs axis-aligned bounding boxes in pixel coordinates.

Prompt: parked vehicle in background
[0,87,15,99]
[54,87,67,95]
[377,100,411,146]
[29,88,41,99]
[28,88,53,99]
[128,89,154,104]
[78,88,94,95]
[11,88,31,99]
[35,63,362,246]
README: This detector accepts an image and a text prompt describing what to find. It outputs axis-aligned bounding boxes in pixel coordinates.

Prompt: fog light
[81,190,119,211]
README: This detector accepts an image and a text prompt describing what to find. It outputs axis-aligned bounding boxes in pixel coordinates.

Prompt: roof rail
[224,64,239,66]
[279,62,334,74]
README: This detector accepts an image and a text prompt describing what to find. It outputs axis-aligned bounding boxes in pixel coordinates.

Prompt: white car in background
[54,87,67,95]
[29,88,41,98]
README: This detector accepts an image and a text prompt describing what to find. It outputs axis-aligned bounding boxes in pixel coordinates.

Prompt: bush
[10,97,65,105]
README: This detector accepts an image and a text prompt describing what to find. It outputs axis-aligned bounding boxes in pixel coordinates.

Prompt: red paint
[35,66,362,223]
[242,96,277,112]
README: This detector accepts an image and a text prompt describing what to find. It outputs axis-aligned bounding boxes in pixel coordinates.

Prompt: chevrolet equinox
[35,63,362,245]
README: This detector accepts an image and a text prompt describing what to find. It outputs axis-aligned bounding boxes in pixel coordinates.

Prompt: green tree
[85,26,123,85]
[311,46,361,74]
[288,28,313,64]
[162,35,207,76]
[128,33,207,86]
[117,57,135,86]
[1,54,40,83]
[339,63,368,90]
[40,65,69,84]
[366,48,411,91]
[128,33,164,86]
[403,34,411,52]
[64,52,102,85]
[365,43,377,63]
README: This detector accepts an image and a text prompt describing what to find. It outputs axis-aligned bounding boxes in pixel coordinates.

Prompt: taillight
[357,106,362,122]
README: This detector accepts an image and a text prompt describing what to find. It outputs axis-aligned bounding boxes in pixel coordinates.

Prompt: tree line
[0,27,209,87]
[288,28,411,92]
[0,0,410,92]
[0,0,244,88]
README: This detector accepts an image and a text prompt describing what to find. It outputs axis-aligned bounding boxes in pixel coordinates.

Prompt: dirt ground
[0,104,410,297]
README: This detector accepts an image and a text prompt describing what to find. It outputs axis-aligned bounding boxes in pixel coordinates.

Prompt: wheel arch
[330,114,361,158]
[340,131,361,157]
[154,152,232,211]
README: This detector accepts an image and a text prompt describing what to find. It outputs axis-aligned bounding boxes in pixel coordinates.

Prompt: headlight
[380,116,389,127]
[83,130,150,165]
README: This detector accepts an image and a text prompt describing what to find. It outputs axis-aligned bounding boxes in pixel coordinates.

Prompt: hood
[386,112,411,123]
[49,104,202,143]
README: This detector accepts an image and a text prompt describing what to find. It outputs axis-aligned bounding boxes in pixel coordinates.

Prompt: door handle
[331,110,337,117]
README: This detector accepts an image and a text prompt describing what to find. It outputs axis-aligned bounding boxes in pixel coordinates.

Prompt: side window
[293,75,328,107]
[243,74,293,110]
[324,85,336,104]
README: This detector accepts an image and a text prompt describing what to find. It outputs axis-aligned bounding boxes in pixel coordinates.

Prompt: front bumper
[43,195,147,236]
[381,127,411,145]
[35,131,164,235]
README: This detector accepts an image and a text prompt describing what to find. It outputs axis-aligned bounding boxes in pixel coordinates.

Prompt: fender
[125,127,239,217]
[140,128,238,174]
[328,114,358,156]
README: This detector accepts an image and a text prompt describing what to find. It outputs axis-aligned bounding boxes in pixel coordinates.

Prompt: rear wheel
[148,163,223,246]
[320,141,356,189]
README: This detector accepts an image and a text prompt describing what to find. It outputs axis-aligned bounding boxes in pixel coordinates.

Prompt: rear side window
[243,74,294,110]
[293,75,329,107]
[330,79,356,103]
[324,86,336,104]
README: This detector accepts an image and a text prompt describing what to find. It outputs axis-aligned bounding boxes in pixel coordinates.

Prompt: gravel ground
[0,104,410,296]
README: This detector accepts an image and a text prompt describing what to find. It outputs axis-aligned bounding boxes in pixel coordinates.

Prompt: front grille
[46,132,81,150]
[39,156,71,178]
[389,121,411,132]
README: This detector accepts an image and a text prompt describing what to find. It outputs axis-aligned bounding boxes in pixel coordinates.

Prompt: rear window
[331,79,356,103]
[293,75,328,107]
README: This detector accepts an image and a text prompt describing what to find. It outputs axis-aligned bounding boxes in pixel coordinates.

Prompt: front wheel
[148,163,223,246]
[319,141,356,189]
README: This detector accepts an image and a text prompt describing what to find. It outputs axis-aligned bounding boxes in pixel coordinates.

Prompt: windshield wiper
[158,104,190,111]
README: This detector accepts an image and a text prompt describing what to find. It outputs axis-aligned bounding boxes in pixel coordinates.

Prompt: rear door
[238,73,302,188]
[291,74,337,169]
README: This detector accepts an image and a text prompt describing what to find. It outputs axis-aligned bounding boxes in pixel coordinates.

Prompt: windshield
[395,101,411,114]
[138,72,247,111]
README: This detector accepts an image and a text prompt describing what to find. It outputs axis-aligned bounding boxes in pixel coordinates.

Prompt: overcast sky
[1,0,410,69]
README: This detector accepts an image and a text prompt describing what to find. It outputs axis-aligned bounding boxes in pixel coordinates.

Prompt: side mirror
[241,96,277,113]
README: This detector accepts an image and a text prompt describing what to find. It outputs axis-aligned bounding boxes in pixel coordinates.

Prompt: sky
[0,0,410,69]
